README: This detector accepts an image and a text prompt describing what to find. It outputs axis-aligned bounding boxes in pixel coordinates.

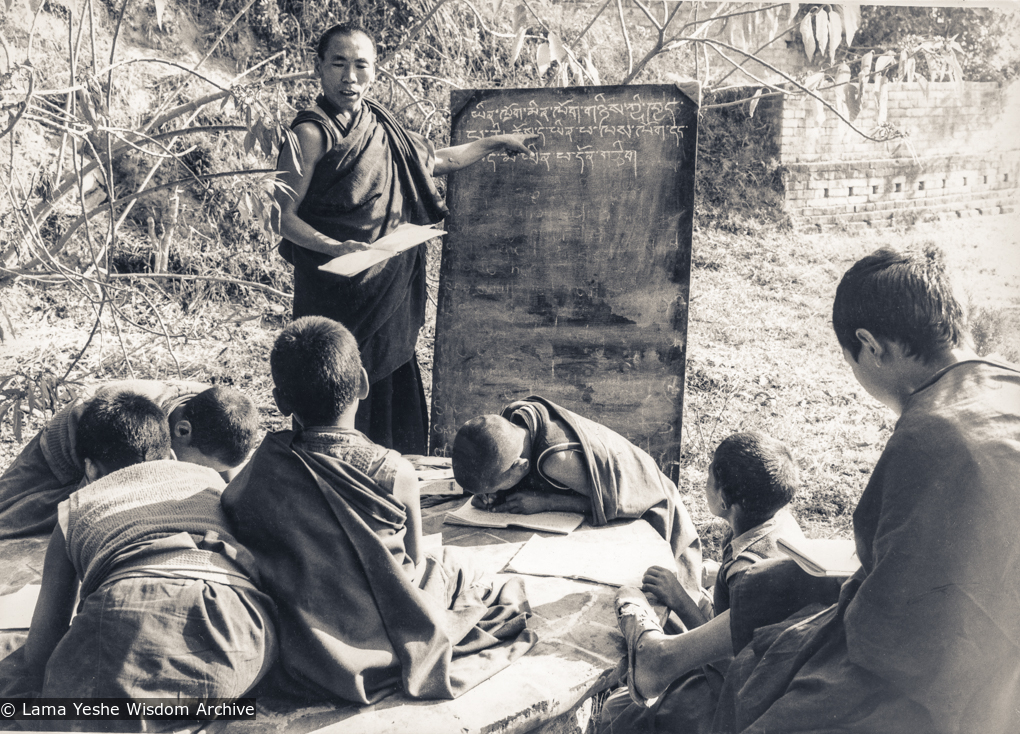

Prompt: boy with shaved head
[1,392,274,713]
[453,396,703,601]
[222,317,535,705]
[0,380,260,538]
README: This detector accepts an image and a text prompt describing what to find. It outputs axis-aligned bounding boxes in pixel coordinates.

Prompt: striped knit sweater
[63,460,251,599]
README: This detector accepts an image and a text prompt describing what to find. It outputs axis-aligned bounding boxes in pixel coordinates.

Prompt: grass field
[2,213,1018,561]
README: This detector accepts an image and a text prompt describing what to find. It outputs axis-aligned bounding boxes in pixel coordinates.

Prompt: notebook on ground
[444,499,584,535]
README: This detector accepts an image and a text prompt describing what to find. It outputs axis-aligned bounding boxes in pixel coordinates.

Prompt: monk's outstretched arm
[433,133,539,175]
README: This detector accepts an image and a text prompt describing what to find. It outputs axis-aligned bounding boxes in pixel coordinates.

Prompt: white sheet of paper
[507,520,676,587]
[318,223,446,277]
[421,533,444,551]
[0,584,41,630]
[445,499,584,534]
[777,537,860,577]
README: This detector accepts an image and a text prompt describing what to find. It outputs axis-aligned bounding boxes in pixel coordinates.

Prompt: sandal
[614,586,664,708]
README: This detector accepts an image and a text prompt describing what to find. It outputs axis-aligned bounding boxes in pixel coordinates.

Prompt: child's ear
[357,367,370,400]
[855,328,887,365]
[172,419,193,446]
[84,458,104,483]
[272,387,294,417]
[84,458,113,481]
[511,456,530,475]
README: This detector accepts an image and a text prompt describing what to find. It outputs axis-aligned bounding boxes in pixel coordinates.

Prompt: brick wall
[779,81,1020,229]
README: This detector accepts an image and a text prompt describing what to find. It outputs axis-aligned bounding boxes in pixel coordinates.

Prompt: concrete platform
[0,499,642,733]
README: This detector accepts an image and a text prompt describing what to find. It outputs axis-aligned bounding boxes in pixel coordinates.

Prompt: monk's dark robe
[221,431,536,705]
[502,396,703,597]
[712,360,1020,734]
[279,96,447,454]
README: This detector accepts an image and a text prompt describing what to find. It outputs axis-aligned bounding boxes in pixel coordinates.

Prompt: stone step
[794,190,1015,227]
[796,197,1015,230]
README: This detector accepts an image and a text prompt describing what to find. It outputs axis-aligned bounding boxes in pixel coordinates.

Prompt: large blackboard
[430,84,698,476]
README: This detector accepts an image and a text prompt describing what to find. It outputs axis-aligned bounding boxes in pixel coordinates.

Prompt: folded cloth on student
[222,432,537,705]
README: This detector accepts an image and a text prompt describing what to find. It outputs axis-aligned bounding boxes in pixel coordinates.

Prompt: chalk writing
[466,92,688,152]
[470,93,683,126]
[464,92,688,176]
[467,121,686,147]
[483,141,639,176]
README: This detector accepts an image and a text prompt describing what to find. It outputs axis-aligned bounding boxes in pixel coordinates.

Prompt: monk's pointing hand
[491,133,539,160]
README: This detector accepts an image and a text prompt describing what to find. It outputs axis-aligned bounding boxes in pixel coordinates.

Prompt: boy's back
[222,316,536,705]
[0,393,275,708]
[712,507,805,614]
[222,427,535,704]
[44,460,275,699]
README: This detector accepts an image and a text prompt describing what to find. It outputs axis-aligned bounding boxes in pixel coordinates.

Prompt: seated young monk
[221,317,536,705]
[600,431,806,734]
[452,396,703,598]
[0,380,259,538]
[0,393,276,712]
[602,246,1020,734]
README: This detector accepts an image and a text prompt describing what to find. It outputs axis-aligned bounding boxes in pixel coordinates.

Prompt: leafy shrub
[695,88,790,234]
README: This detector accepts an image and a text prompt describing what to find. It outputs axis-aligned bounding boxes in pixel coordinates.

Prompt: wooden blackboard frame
[431,84,698,479]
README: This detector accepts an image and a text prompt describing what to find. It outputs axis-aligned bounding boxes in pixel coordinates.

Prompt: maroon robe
[279,95,446,384]
[714,360,1020,734]
[221,431,536,705]
[279,96,445,453]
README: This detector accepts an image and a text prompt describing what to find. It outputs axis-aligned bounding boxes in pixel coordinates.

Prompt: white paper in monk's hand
[507,520,676,587]
[318,223,446,277]
[0,584,41,630]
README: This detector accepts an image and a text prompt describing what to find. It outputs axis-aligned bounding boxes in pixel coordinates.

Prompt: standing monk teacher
[275,23,536,454]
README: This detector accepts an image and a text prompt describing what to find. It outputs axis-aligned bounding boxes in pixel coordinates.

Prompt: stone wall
[778,81,1019,229]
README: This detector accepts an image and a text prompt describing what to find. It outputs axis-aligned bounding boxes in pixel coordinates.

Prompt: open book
[777,537,861,578]
[444,498,584,535]
[318,223,445,277]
